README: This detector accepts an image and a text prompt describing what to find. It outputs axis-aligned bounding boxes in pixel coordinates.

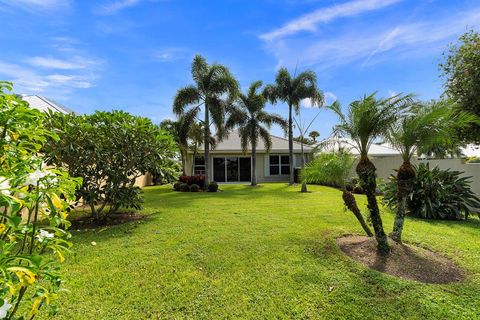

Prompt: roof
[191,130,314,154]
[318,138,400,157]
[21,95,74,114]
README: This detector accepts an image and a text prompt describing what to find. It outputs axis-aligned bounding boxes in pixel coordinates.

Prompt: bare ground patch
[337,235,465,284]
[70,212,146,229]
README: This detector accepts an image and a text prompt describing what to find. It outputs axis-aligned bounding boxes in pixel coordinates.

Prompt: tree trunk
[180,151,186,176]
[191,146,197,175]
[288,103,294,185]
[390,161,415,243]
[342,189,373,237]
[300,138,307,192]
[204,107,210,184]
[356,156,390,254]
[251,141,257,186]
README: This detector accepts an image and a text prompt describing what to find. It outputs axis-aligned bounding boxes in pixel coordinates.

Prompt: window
[194,156,205,175]
[269,155,290,175]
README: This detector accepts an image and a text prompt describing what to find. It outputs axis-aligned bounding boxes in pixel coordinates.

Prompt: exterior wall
[350,156,480,197]
[134,173,153,188]
[185,152,309,183]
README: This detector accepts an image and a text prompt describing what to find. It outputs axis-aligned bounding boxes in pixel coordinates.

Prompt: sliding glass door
[213,156,251,182]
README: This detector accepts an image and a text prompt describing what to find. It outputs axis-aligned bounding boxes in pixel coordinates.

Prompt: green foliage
[43,110,178,218]
[179,183,190,192]
[440,30,480,143]
[300,151,354,188]
[0,81,81,319]
[383,163,480,220]
[207,181,218,192]
[466,156,480,163]
[173,182,181,191]
[189,184,200,192]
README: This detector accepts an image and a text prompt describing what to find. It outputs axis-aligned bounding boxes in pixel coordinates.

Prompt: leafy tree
[43,110,178,219]
[225,81,287,186]
[386,100,477,242]
[440,30,480,143]
[264,68,324,185]
[301,151,373,237]
[173,55,239,183]
[309,130,320,143]
[0,81,81,319]
[329,93,412,254]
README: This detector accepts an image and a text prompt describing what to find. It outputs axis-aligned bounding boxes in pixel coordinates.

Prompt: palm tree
[226,81,287,186]
[264,68,324,185]
[309,130,320,143]
[159,116,192,175]
[387,101,478,243]
[173,55,239,183]
[329,93,412,254]
[189,121,216,175]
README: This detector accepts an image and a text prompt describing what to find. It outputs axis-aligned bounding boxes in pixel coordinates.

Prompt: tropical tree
[387,101,478,242]
[329,93,412,254]
[440,30,480,144]
[159,116,192,175]
[226,81,287,186]
[188,121,216,175]
[173,55,239,183]
[309,130,320,142]
[264,68,324,185]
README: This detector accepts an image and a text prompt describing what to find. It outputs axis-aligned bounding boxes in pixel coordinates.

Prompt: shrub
[301,151,354,188]
[43,110,179,219]
[466,156,480,163]
[190,184,200,192]
[179,175,206,188]
[383,163,480,220]
[0,81,81,319]
[173,182,181,191]
[207,181,219,192]
[179,183,190,192]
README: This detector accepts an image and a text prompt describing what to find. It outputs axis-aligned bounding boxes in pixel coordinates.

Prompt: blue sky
[0,0,479,138]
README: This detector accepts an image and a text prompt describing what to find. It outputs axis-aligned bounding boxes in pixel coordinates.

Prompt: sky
[0,0,479,138]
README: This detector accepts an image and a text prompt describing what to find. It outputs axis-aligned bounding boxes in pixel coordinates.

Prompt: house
[185,131,314,183]
[21,95,75,114]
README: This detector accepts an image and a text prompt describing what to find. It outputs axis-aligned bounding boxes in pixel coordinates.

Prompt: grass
[44,184,480,319]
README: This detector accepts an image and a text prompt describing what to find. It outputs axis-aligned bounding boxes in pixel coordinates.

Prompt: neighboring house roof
[318,138,400,157]
[191,130,314,154]
[21,95,74,114]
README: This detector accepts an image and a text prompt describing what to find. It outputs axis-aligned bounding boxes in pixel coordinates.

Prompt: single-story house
[185,131,314,183]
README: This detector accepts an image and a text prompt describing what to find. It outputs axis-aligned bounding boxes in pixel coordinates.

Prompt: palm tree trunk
[191,145,197,175]
[300,138,307,192]
[251,142,257,186]
[288,103,294,185]
[204,106,210,184]
[342,189,373,237]
[180,150,186,176]
[356,156,390,254]
[390,161,415,243]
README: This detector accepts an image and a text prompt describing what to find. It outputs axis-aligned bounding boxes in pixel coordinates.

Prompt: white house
[21,95,74,114]
[185,131,314,183]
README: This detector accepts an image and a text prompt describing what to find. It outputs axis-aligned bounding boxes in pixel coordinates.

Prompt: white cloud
[260,0,402,41]
[154,48,189,62]
[263,8,480,70]
[0,0,70,11]
[26,56,97,70]
[94,0,141,15]
[302,91,337,108]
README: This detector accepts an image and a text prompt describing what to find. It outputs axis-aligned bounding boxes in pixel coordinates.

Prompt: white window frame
[193,156,205,175]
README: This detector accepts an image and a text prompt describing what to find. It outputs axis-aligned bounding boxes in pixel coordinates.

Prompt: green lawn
[46,184,480,319]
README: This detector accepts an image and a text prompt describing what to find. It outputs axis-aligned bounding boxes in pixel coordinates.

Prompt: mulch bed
[70,212,145,229]
[337,235,465,284]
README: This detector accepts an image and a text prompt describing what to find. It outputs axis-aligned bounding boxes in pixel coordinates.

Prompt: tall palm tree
[309,130,320,143]
[387,101,478,243]
[226,81,287,186]
[189,121,216,175]
[329,93,412,254]
[173,55,239,183]
[264,68,324,185]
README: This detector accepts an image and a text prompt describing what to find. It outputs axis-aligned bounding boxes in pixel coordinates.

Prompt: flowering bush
[178,175,206,189]
[0,82,81,319]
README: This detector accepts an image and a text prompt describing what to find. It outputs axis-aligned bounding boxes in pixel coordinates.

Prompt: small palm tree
[226,81,287,186]
[188,121,216,175]
[173,55,239,183]
[309,130,320,143]
[159,116,192,175]
[329,93,412,254]
[387,100,478,242]
[264,68,324,185]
